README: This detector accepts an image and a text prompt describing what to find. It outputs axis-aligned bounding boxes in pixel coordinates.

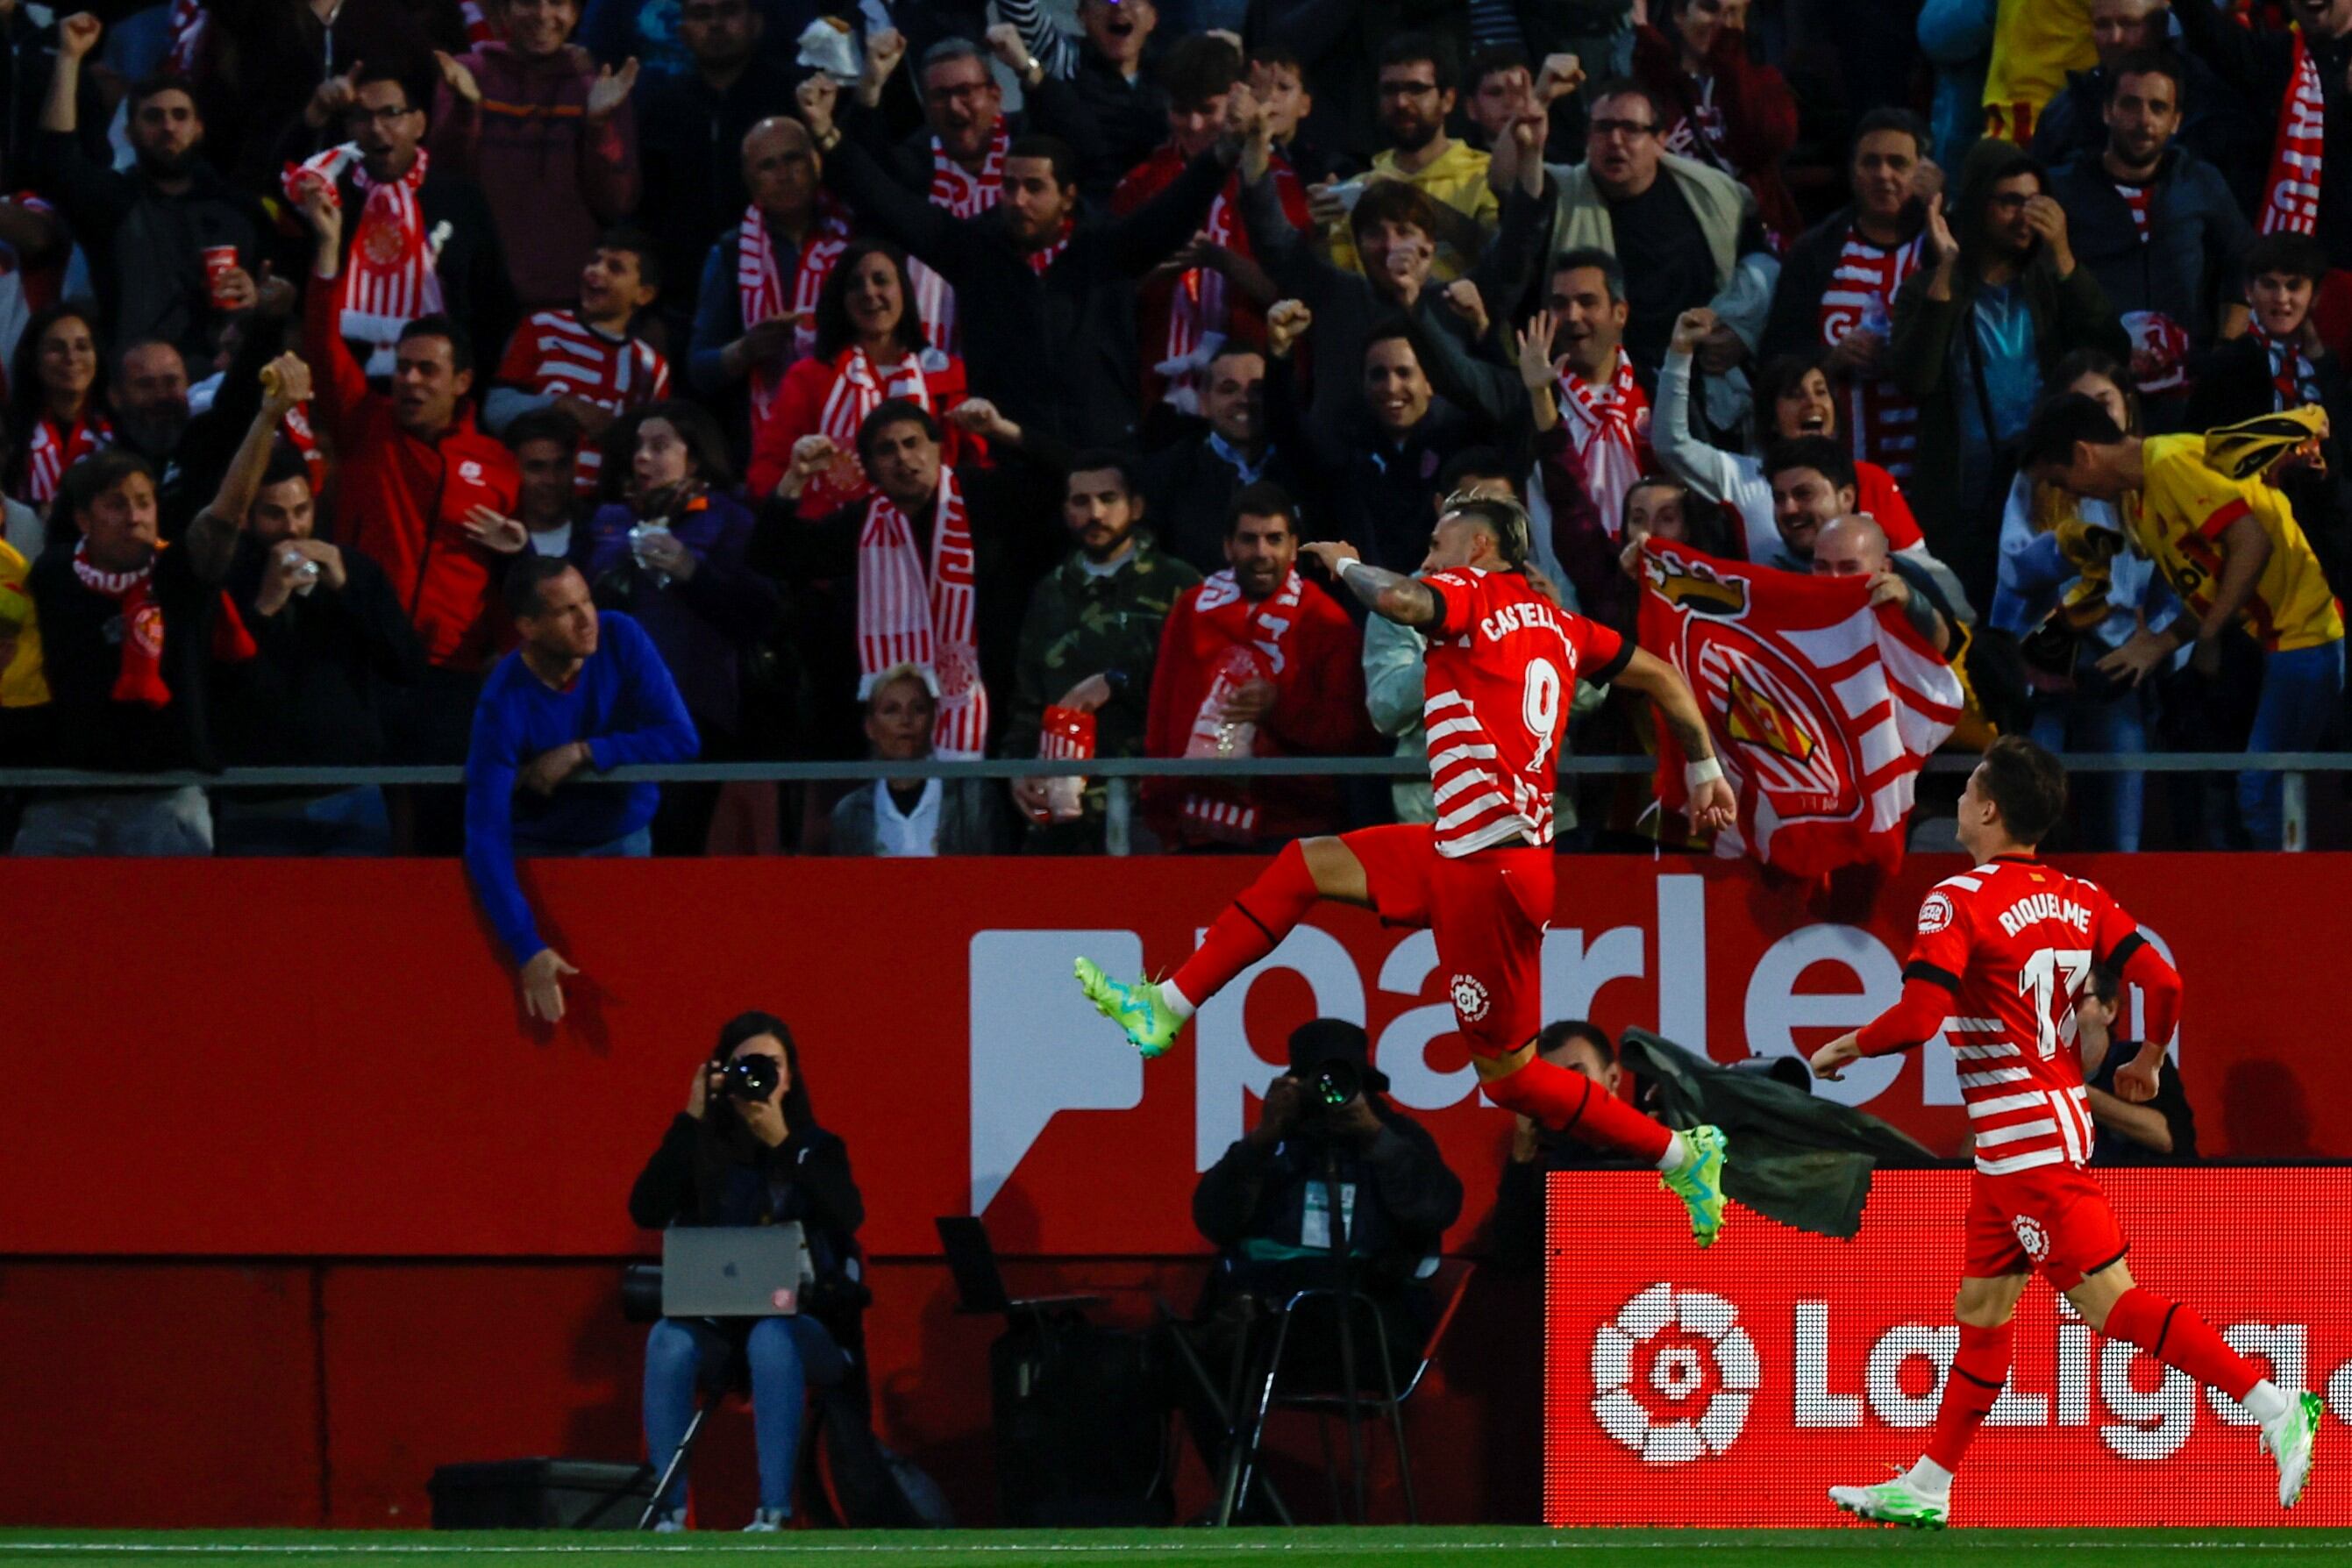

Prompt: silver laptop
[661,1225,813,1317]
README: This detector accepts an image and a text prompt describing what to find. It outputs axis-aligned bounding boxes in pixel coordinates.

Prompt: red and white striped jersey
[1419,567,1629,858]
[495,311,670,495]
[1899,855,2149,1177]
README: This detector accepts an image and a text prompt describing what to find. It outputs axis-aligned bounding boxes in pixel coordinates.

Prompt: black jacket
[755,452,1070,758]
[1242,0,1467,167]
[328,163,516,376]
[2174,0,2352,262]
[1133,429,1297,577]
[26,541,225,771]
[1193,1096,1463,1298]
[1760,203,1925,364]
[2030,53,2271,221]
[630,1108,867,1332]
[636,57,811,329]
[1264,349,1497,574]
[2048,145,2251,350]
[36,132,276,367]
[215,533,426,767]
[1237,159,1547,455]
[824,132,1229,449]
[1620,1032,1935,1240]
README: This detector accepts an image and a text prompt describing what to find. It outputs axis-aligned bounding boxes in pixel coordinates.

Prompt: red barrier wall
[0,853,2342,1527]
[1543,1171,2352,1526]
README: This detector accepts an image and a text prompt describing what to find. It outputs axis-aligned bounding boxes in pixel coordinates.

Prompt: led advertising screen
[1544,1170,2348,1526]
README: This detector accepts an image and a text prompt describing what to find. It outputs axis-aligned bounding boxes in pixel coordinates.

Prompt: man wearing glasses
[1544,77,1771,374]
[1322,33,1500,283]
[286,61,515,381]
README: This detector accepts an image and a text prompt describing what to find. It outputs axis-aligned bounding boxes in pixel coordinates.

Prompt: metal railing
[0,752,2343,853]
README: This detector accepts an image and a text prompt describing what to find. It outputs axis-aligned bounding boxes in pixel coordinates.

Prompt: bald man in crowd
[1813,514,1959,657]
[688,116,838,447]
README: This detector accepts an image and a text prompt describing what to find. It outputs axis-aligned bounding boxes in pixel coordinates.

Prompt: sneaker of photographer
[651,1507,687,1533]
[742,1508,787,1532]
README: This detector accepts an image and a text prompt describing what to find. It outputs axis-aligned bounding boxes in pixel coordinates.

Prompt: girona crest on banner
[1639,540,1963,879]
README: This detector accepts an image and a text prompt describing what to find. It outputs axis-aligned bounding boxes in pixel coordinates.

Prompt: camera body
[721,1053,779,1103]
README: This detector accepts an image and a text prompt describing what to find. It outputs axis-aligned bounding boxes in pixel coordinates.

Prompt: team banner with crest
[1639,541,1964,877]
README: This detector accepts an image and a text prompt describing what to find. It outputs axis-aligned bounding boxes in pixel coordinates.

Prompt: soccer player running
[1073,496,1743,1244]
[1813,736,2320,1529]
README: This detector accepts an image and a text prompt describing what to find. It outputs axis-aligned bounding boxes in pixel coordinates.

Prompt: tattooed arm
[1299,540,1439,628]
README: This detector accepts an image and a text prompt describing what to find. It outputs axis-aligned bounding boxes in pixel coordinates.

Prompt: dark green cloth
[1621,1031,1937,1240]
[1000,538,1201,850]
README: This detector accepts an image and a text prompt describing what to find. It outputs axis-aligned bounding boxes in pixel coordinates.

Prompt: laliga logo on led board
[1591,1284,1760,1463]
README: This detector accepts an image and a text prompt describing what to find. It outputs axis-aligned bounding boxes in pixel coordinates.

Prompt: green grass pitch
[6,1530,2352,1567]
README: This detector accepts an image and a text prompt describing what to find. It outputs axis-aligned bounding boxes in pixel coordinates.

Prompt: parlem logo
[1591,1284,1759,1464]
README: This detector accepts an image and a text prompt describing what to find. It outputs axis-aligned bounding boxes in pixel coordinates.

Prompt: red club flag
[1638,540,1964,876]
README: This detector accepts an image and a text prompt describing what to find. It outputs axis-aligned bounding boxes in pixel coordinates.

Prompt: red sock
[1168,840,1323,1009]
[1926,1320,2013,1472]
[2103,1286,2263,1401]
[1485,1057,1673,1165]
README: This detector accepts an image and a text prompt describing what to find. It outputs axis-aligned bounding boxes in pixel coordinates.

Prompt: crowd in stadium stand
[0,0,2344,860]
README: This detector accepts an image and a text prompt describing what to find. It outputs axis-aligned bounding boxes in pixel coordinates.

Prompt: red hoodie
[308,275,522,670]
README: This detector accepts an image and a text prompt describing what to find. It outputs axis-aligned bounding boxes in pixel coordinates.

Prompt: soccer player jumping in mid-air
[1074,496,1743,1245]
[1814,736,2320,1528]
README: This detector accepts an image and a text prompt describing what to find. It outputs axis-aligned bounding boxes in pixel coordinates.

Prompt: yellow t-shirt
[0,538,49,708]
[1322,139,1500,282]
[1982,0,2095,144]
[2127,434,2346,652]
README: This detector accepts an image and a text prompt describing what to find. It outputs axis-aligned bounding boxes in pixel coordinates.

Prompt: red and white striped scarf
[282,401,327,493]
[1176,567,1304,841]
[2262,29,2327,237]
[1025,222,1074,276]
[856,472,986,758]
[2254,322,2323,410]
[910,124,1008,354]
[71,540,254,708]
[284,145,444,374]
[1557,353,1652,538]
[165,0,207,74]
[736,197,850,418]
[1165,177,1237,367]
[1821,228,1926,477]
[24,413,110,509]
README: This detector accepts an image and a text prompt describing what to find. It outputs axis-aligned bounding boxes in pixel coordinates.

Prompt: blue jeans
[213,787,391,857]
[2242,640,2345,848]
[643,1315,844,1515]
[2028,688,2149,851]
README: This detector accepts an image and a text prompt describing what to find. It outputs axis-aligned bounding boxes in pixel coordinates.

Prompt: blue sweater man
[465,559,698,1022]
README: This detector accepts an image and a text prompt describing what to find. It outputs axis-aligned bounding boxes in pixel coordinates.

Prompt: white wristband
[1334,556,1366,584]
[1685,757,1724,790]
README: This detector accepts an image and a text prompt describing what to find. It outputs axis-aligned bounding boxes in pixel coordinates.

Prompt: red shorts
[1964,1164,2130,1292]
[1342,823,1552,1058]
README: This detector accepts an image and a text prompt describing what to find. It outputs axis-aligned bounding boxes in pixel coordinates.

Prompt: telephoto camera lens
[723,1054,780,1101]
[1309,1058,1361,1109]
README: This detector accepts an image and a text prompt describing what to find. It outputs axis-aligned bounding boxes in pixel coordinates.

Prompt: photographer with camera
[628,1012,866,1532]
[1178,1020,1462,1512]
